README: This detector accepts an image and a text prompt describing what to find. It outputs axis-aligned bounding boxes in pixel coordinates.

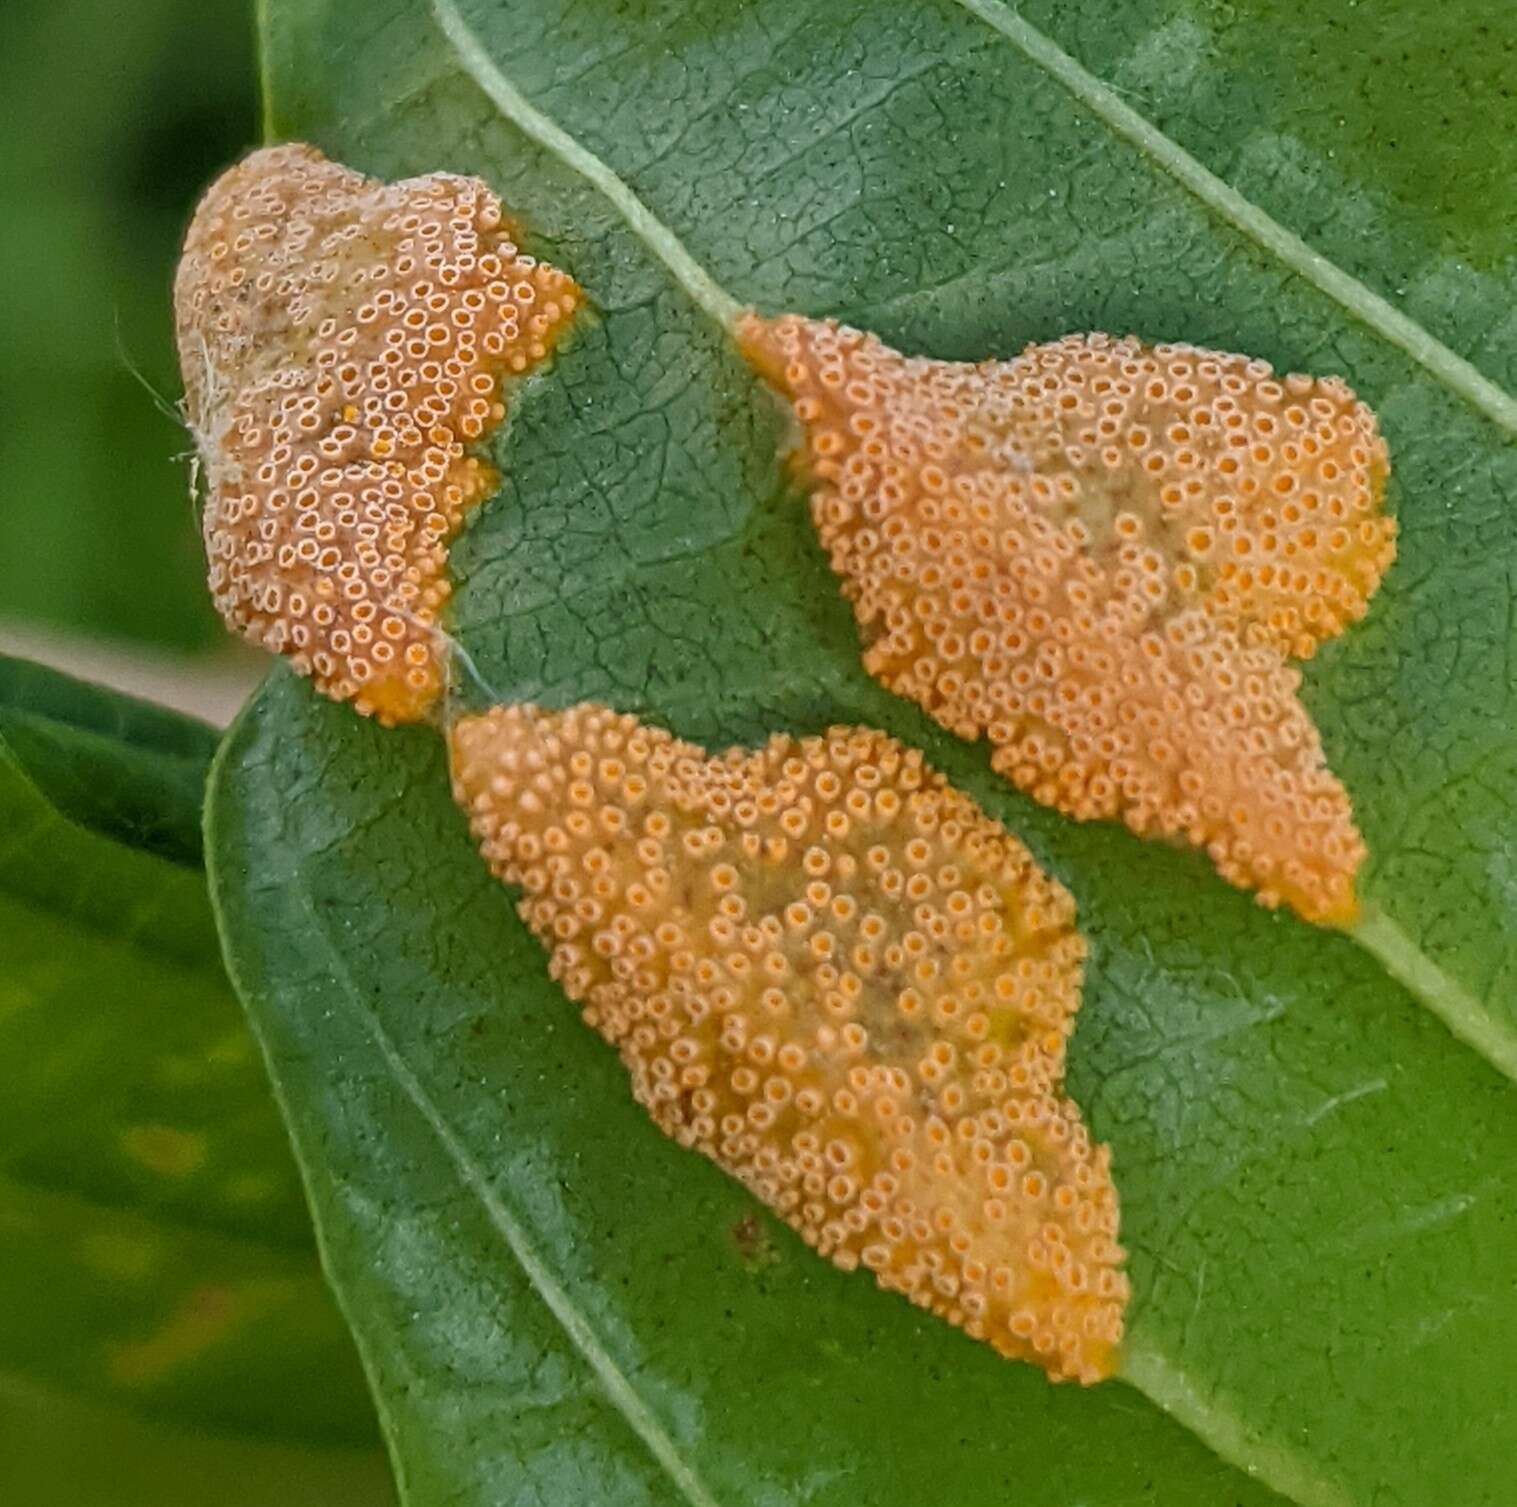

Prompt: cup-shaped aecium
[450,704,1127,1383]
[175,144,580,723]
[741,316,1396,926]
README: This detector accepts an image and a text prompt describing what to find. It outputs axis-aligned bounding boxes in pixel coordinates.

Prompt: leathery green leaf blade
[0,657,381,1452]
[212,680,1290,1507]
[223,1,1517,1502]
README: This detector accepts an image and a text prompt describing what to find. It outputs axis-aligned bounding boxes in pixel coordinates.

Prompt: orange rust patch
[739,315,1396,926]
[450,703,1127,1383]
[174,144,581,724]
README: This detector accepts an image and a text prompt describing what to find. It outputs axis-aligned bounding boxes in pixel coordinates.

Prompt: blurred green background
[0,0,256,658]
[0,1,1508,1503]
[0,17,390,1498]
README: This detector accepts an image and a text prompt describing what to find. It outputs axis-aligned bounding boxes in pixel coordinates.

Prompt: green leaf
[0,654,218,867]
[0,655,382,1457]
[214,2,1517,1503]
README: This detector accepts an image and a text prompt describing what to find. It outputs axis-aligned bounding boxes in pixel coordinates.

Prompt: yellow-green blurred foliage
[0,0,255,651]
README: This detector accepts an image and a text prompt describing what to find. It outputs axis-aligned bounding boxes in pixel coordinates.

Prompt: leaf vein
[1352,903,1517,1085]
[947,0,1517,436]
[304,897,724,1507]
[429,0,742,331]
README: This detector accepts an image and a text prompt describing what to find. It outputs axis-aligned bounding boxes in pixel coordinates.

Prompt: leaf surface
[215,3,1517,1503]
[0,655,380,1452]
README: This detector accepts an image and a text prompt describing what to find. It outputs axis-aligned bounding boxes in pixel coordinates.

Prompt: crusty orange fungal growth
[450,703,1128,1383]
[739,315,1396,925]
[174,144,581,723]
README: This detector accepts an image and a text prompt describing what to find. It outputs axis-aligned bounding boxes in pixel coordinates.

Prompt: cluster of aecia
[450,705,1127,1381]
[175,144,579,723]
[740,316,1395,925]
